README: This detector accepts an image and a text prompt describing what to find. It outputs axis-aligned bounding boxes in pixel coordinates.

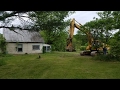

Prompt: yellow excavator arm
[66,18,94,52]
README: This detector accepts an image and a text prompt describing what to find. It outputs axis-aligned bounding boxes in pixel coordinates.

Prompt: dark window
[17,44,23,52]
[47,46,51,51]
[33,45,40,50]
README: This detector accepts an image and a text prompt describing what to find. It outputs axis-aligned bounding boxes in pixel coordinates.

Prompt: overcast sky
[0,11,102,34]
[66,11,103,34]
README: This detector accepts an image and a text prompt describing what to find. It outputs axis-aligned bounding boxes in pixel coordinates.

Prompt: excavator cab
[91,40,101,51]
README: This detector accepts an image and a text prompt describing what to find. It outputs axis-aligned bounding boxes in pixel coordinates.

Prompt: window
[47,46,51,51]
[17,44,23,52]
[33,45,40,50]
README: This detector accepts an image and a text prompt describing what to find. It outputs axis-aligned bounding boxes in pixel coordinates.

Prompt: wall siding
[6,43,43,54]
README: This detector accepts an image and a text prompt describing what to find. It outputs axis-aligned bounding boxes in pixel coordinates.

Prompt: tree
[0,11,75,52]
[0,11,32,31]
[28,11,74,31]
[83,11,115,44]
[82,11,120,58]
[112,11,120,30]
[110,31,120,56]
[0,11,75,32]
[30,11,75,51]
[75,30,87,45]
[95,11,120,56]
[0,34,7,54]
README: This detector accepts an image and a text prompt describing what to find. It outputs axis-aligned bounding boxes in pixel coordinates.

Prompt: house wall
[6,43,44,54]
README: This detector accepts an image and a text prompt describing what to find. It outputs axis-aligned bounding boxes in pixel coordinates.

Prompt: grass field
[0,51,120,79]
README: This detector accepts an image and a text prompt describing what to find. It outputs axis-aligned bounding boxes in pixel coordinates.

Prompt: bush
[93,54,120,61]
[80,46,86,51]
[0,34,7,54]
[0,58,6,66]
[0,53,13,57]
[110,42,120,56]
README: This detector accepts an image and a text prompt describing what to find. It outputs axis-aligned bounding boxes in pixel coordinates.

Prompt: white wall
[6,43,44,54]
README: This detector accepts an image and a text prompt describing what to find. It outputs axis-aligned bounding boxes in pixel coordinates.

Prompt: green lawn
[0,51,120,79]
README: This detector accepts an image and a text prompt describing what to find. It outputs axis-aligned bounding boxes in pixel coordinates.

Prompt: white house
[3,29,46,54]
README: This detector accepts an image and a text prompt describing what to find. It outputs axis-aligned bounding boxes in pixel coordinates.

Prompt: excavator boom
[66,18,104,56]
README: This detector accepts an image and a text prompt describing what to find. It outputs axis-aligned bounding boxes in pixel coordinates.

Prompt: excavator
[66,18,105,56]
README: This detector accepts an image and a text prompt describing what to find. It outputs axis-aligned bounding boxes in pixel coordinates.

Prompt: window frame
[32,45,40,50]
[17,44,23,52]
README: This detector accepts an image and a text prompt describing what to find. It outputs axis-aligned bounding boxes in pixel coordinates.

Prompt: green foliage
[0,53,12,57]
[72,37,77,50]
[0,11,74,31]
[0,34,7,54]
[29,11,75,31]
[0,58,6,66]
[40,29,68,51]
[112,11,120,29]
[93,54,120,61]
[93,31,120,61]
[80,46,86,51]
[81,11,120,58]
[109,31,120,56]
[84,19,112,43]
[74,30,87,51]
[0,11,75,52]
[75,31,87,46]
[51,30,68,51]
[35,11,75,51]
[110,43,120,56]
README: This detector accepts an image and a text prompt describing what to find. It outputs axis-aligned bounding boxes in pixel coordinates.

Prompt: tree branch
[0,11,28,21]
[0,26,31,30]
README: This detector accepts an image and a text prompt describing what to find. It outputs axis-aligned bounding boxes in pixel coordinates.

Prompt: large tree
[0,11,75,51]
[81,11,120,57]
[0,11,74,31]
[29,11,75,51]
[81,11,115,44]
[0,11,31,30]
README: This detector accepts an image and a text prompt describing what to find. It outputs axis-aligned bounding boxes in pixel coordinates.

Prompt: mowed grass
[0,51,120,79]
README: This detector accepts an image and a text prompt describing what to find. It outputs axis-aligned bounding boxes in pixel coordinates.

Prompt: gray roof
[3,29,45,43]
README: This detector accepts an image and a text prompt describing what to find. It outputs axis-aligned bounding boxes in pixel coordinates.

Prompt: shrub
[93,54,120,61]
[80,46,86,51]
[0,53,12,57]
[0,58,6,66]
[0,34,7,54]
